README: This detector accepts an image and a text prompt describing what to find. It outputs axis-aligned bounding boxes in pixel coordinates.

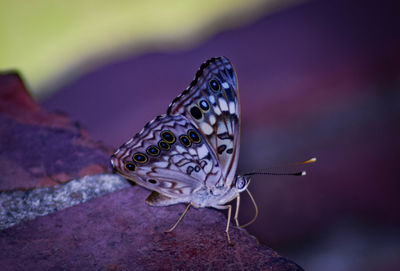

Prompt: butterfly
[111,57,258,244]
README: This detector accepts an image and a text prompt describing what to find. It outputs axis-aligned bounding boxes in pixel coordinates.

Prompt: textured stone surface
[0,72,112,191]
[0,184,303,271]
[0,174,130,230]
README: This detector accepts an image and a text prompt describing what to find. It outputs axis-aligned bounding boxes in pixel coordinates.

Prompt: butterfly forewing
[111,115,224,199]
[167,57,240,188]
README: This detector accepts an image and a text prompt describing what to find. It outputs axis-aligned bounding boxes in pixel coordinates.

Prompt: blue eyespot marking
[188,130,201,143]
[125,162,136,171]
[161,131,176,144]
[146,145,160,156]
[199,100,210,111]
[209,79,220,92]
[158,140,170,150]
[133,153,147,163]
[179,135,191,147]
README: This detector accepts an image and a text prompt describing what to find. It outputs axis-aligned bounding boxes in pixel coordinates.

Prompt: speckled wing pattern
[111,114,223,199]
[167,57,240,188]
[111,57,240,202]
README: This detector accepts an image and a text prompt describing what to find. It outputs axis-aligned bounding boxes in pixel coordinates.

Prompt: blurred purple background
[42,0,400,270]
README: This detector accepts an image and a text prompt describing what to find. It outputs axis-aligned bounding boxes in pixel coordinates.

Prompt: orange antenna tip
[302,157,317,164]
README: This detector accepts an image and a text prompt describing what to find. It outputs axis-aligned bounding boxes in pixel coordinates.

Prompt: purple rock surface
[0,73,111,191]
[0,185,303,270]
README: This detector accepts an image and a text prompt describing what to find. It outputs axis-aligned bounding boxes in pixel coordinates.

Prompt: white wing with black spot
[167,57,240,188]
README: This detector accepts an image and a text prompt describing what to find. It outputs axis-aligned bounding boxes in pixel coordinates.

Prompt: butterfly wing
[167,57,240,188]
[111,114,224,200]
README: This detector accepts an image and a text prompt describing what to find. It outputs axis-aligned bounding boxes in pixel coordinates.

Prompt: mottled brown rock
[0,185,303,271]
[0,72,111,191]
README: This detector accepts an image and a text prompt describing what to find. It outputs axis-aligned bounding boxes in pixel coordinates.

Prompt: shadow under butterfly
[111,57,316,244]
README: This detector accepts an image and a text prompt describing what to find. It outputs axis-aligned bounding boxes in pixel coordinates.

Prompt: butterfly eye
[188,130,201,143]
[179,135,191,147]
[125,162,136,171]
[160,130,176,144]
[236,176,246,190]
[146,145,160,156]
[158,140,170,150]
[133,153,147,163]
[190,106,203,120]
[148,179,157,184]
[199,100,210,111]
[209,79,221,92]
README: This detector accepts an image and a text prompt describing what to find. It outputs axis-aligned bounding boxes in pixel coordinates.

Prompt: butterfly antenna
[296,157,317,165]
[243,171,306,177]
[242,157,316,177]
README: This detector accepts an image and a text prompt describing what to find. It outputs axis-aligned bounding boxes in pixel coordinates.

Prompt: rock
[0,174,130,230]
[0,72,112,191]
[0,182,303,271]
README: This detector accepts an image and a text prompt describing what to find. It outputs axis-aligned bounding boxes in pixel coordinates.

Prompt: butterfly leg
[234,194,241,227]
[164,203,192,233]
[240,189,259,228]
[214,204,233,245]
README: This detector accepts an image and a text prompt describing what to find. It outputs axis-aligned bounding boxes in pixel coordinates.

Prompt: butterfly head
[233,175,250,193]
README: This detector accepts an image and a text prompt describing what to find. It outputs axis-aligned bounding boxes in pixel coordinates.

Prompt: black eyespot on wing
[190,106,202,120]
[188,130,201,143]
[146,145,160,156]
[125,162,136,171]
[217,144,227,154]
[217,132,233,140]
[209,79,221,92]
[186,166,194,175]
[133,153,147,163]
[226,148,233,154]
[161,130,176,144]
[158,140,170,151]
[227,65,235,81]
[148,179,157,184]
[182,88,190,96]
[199,100,210,111]
[179,135,191,147]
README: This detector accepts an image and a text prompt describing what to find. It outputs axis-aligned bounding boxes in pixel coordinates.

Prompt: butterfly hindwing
[111,114,224,200]
[167,57,240,187]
